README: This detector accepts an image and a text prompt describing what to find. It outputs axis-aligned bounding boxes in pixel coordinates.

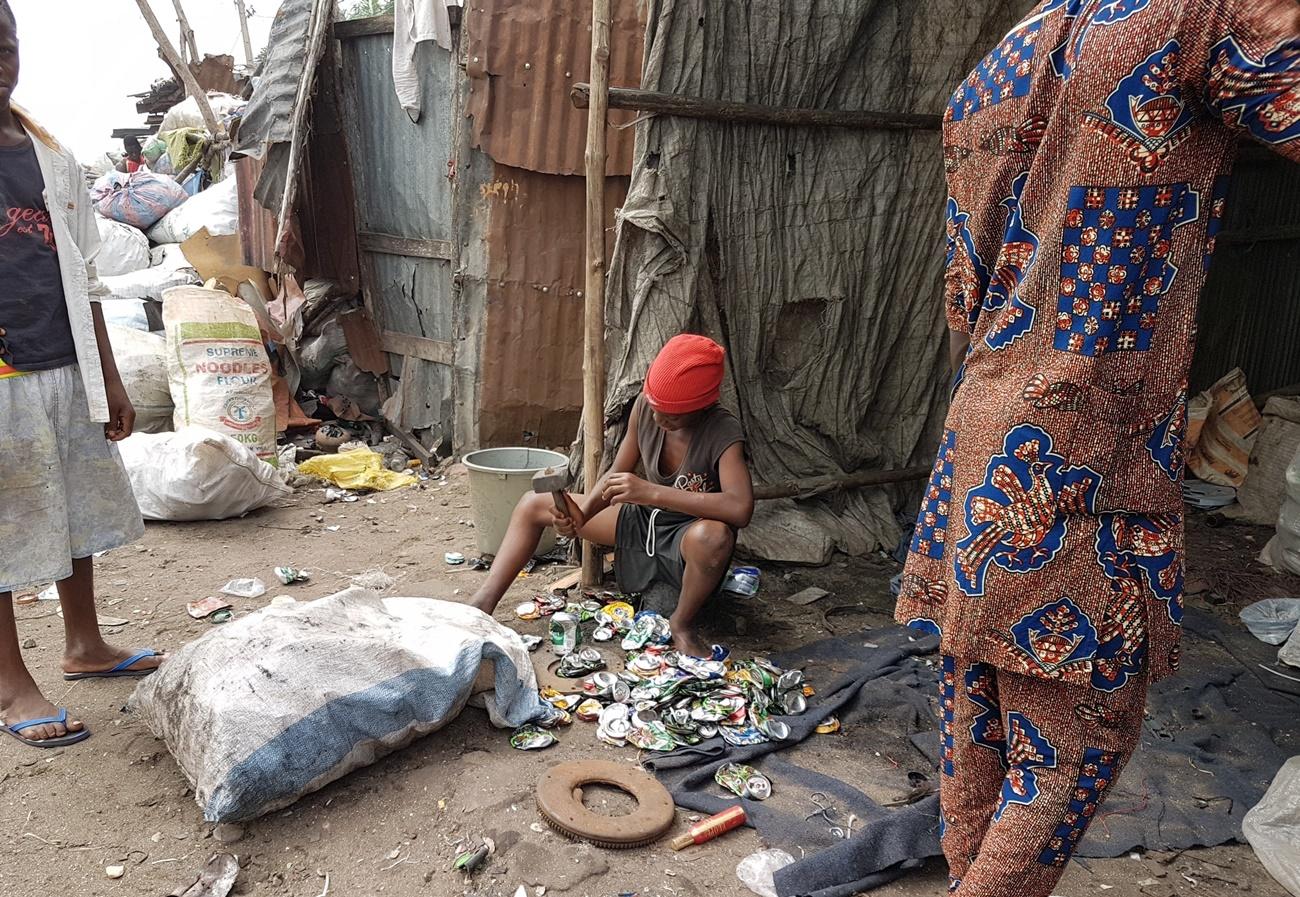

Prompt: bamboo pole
[235,0,255,67]
[581,0,611,587]
[170,0,201,68]
[134,0,226,141]
[571,83,944,132]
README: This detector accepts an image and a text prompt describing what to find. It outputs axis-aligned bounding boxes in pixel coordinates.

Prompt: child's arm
[91,303,135,441]
[602,442,754,529]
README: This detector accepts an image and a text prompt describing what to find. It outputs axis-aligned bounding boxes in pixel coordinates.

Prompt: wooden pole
[571,83,944,132]
[581,0,611,587]
[752,465,931,501]
[134,0,227,141]
[235,0,256,67]
[171,0,202,67]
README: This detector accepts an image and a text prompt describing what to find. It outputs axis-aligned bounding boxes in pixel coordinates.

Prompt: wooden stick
[274,0,334,264]
[753,466,931,501]
[170,0,202,69]
[133,0,226,140]
[581,0,612,588]
[571,83,944,132]
[234,0,256,67]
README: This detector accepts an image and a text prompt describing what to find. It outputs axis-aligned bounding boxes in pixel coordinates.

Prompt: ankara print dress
[897,0,1300,690]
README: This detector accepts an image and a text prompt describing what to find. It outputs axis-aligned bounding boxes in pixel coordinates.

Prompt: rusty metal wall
[475,164,630,448]
[1193,151,1300,396]
[464,0,645,176]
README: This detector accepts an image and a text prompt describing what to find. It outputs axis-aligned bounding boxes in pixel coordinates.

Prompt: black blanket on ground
[643,609,1300,897]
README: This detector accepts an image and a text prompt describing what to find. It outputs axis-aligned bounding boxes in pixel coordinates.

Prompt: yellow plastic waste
[298,448,417,492]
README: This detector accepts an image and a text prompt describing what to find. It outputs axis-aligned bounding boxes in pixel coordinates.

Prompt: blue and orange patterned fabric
[897,0,1300,687]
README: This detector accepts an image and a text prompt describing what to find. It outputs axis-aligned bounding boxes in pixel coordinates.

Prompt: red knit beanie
[644,334,726,414]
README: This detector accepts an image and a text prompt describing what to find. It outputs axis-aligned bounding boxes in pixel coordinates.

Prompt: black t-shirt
[0,138,76,371]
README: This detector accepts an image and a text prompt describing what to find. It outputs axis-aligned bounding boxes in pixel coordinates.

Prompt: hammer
[532,465,573,517]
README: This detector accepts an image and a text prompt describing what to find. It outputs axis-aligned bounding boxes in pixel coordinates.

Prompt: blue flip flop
[63,649,163,681]
[1,708,91,748]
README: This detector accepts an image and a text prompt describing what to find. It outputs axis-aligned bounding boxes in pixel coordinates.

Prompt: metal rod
[571,83,943,132]
[581,0,611,588]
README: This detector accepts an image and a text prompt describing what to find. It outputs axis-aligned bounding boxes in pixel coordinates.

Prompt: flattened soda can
[722,566,761,597]
[592,625,615,642]
[557,647,605,677]
[575,698,604,721]
[719,724,769,746]
[510,725,557,750]
[816,716,841,734]
[550,612,580,656]
[715,762,772,800]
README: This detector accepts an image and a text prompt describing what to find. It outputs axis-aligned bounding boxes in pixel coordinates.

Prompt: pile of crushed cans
[509,597,812,754]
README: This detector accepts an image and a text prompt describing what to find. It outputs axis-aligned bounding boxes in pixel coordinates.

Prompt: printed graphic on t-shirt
[674,472,710,493]
[0,206,56,250]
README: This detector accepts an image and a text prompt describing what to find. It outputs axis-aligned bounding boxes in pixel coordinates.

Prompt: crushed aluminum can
[759,719,791,741]
[274,566,309,585]
[690,695,746,723]
[583,671,632,704]
[621,612,671,651]
[629,652,665,677]
[719,724,769,746]
[816,716,841,735]
[515,601,541,621]
[510,725,557,750]
[598,601,636,632]
[722,565,761,597]
[628,720,676,752]
[674,653,728,681]
[549,612,581,656]
[557,647,606,678]
[575,698,604,722]
[698,723,719,739]
[540,688,583,711]
[715,762,773,801]
[520,634,544,652]
[592,625,616,642]
[536,707,573,729]
[597,703,632,745]
[780,691,809,715]
[581,598,603,617]
[777,670,805,693]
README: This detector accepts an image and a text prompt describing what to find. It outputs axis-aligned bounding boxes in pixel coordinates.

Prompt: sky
[10,0,276,163]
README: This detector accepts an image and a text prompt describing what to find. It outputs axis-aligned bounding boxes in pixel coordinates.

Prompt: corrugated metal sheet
[477,164,630,446]
[235,0,320,157]
[1193,153,1300,395]
[236,155,277,271]
[465,0,646,176]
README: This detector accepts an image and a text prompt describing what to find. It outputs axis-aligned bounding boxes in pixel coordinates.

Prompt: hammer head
[532,465,572,494]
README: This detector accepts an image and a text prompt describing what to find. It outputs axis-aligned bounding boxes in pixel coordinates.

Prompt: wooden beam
[358,231,455,261]
[333,15,395,39]
[581,0,612,588]
[133,0,226,140]
[381,330,455,367]
[571,83,944,132]
[1217,223,1300,245]
[753,465,932,501]
[170,0,201,66]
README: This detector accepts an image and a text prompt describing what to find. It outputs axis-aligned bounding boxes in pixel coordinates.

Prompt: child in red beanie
[469,334,753,657]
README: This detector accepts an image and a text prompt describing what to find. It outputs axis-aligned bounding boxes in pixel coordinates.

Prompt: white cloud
[10,0,273,163]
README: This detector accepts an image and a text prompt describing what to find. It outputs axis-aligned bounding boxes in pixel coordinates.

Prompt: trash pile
[512,605,812,753]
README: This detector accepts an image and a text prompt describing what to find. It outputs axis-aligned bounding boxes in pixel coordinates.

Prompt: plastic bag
[100,298,151,332]
[164,286,277,461]
[106,324,173,433]
[737,849,797,897]
[102,243,200,304]
[298,448,417,492]
[128,588,552,822]
[1281,627,1300,670]
[147,177,239,244]
[158,92,244,133]
[94,215,151,276]
[94,170,189,230]
[220,578,267,599]
[118,428,291,521]
[1239,598,1300,646]
[1243,756,1300,897]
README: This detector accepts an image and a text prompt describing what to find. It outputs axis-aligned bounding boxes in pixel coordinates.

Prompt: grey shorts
[0,366,144,593]
[614,504,733,596]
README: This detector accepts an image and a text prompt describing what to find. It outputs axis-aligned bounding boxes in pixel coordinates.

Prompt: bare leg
[58,556,165,676]
[672,520,735,658]
[0,590,84,741]
[469,493,622,614]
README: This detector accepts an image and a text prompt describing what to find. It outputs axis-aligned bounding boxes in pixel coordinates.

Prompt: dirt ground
[1,464,1296,897]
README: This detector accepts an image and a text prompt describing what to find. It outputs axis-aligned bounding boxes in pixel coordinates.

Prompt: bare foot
[0,680,83,742]
[62,643,166,677]
[671,624,711,660]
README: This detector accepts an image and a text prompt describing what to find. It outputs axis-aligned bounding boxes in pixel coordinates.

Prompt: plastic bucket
[462,447,570,557]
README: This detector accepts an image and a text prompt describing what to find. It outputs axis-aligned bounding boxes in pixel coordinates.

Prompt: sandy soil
[0,465,1294,897]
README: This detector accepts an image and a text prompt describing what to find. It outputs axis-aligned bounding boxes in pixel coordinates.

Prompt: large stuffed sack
[117,428,291,521]
[147,177,238,244]
[1261,443,1300,577]
[158,92,244,133]
[102,243,201,304]
[1243,757,1300,897]
[128,588,552,822]
[106,324,173,433]
[94,215,151,276]
[94,171,190,230]
[164,286,277,461]
[1230,397,1300,527]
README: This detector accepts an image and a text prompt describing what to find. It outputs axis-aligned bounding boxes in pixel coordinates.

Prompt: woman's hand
[602,472,657,507]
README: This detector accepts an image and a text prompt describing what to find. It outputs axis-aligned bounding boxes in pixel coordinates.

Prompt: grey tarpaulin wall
[599,0,1024,559]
